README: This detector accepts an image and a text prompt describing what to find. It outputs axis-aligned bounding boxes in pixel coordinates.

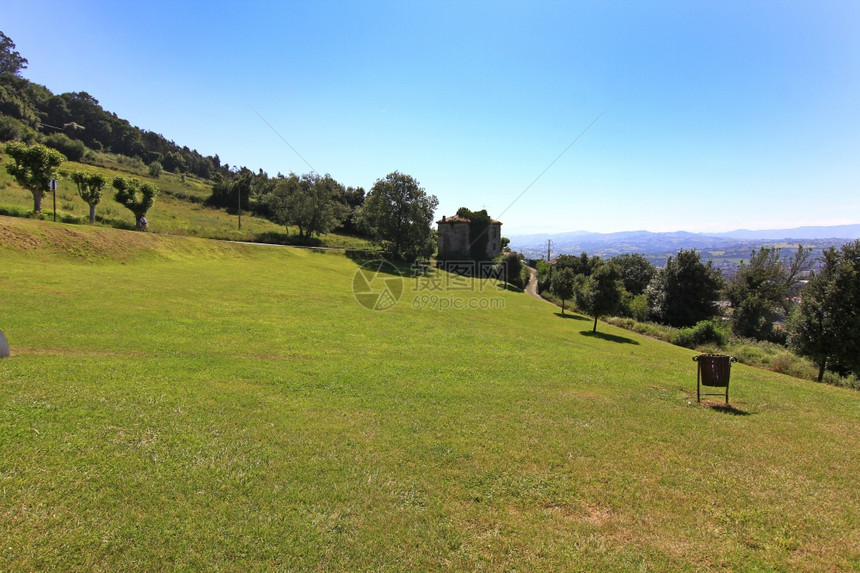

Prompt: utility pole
[237,187,242,230]
[546,239,553,280]
[50,179,57,222]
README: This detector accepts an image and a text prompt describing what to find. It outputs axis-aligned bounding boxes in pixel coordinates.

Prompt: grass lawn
[1,217,858,571]
[0,154,374,250]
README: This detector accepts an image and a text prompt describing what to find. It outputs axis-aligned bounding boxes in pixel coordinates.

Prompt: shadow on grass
[555,312,588,320]
[706,403,751,416]
[496,283,524,293]
[254,231,323,247]
[343,251,417,276]
[579,330,639,345]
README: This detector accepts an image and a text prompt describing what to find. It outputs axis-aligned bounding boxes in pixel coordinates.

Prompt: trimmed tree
[112,176,158,230]
[3,142,65,216]
[70,171,106,224]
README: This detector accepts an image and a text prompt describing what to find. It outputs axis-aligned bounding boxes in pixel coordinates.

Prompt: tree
[263,173,347,240]
[576,263,623,332]
[360,171,438,261]
[206,168,254,213]
[727,246,812,340]
[0,31,28,77]
[646,249,724,327]
[555,252,600,277]
[498,252,525,289]
[334,185,366,235]
[788,241,860,381]
[535,259,551,292]
[611,253,655,296]
[551,267,575,315]
[3,142,65,215]
[112,176,158,229]
[70,171,106,224]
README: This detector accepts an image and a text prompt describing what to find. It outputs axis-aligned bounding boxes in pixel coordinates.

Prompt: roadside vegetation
[533,245,860,390]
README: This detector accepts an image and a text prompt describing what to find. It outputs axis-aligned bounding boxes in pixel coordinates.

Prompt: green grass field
[0,153,373,249]
[1,217,858,571]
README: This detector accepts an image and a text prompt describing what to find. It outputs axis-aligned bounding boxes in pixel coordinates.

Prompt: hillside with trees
[0,31,381,250]
[534,245,860,389]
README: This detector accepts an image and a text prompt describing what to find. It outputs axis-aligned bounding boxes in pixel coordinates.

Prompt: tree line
[1,31,223,180]
[536,244,860,383]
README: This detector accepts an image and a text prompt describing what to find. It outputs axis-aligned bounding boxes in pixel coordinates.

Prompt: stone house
[436,214,502,260]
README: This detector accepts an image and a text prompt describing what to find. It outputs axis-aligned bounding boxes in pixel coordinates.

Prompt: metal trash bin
[693,354,737,404]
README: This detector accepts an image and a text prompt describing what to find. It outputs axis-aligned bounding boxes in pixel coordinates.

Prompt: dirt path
[525,267,555,305]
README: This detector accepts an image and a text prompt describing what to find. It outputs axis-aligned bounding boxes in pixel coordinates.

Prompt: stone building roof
[436,215,502,224]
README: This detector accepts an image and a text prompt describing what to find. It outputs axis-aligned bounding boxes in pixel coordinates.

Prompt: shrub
[671,319,729,349]
[629,294,649,323]
[0,115,26,141]
[0,205,30,217]
[731,340,769,365]
[604,316,677,343]
[499,252,525,289]
[520,265,532,290]
[769,352,818,380]
[43,133,86,162]
[148,161,163,179]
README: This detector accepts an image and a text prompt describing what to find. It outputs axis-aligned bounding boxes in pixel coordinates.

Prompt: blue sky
[4,0,859,234]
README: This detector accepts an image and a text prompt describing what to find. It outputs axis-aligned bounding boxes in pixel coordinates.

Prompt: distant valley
[509,224,860,272]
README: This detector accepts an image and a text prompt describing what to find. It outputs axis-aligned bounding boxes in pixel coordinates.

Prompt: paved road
[222,239,375,252]
[525,267,555,305]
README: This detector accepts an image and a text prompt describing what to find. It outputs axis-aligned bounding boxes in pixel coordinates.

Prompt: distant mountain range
[509,224,860,270]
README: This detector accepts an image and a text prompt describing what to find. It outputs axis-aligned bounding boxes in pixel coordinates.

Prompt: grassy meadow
[0,153,373,249]
[1,217,858,571]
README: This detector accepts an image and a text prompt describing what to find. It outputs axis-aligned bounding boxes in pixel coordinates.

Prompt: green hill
[0,152,373,249]
[1,217,857,571]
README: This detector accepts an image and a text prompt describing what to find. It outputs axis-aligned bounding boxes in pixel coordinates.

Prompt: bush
[148,161,163,179]
[520,265,532,290]
[499,252,525,289]
[43,132,86,161]
[617,292,649,322]
[0,205,30,217]
[604,316,677,343]
[823,372,860,390]
[769,352,818,380]
[0,115,27,141]
[671,319,729,349]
